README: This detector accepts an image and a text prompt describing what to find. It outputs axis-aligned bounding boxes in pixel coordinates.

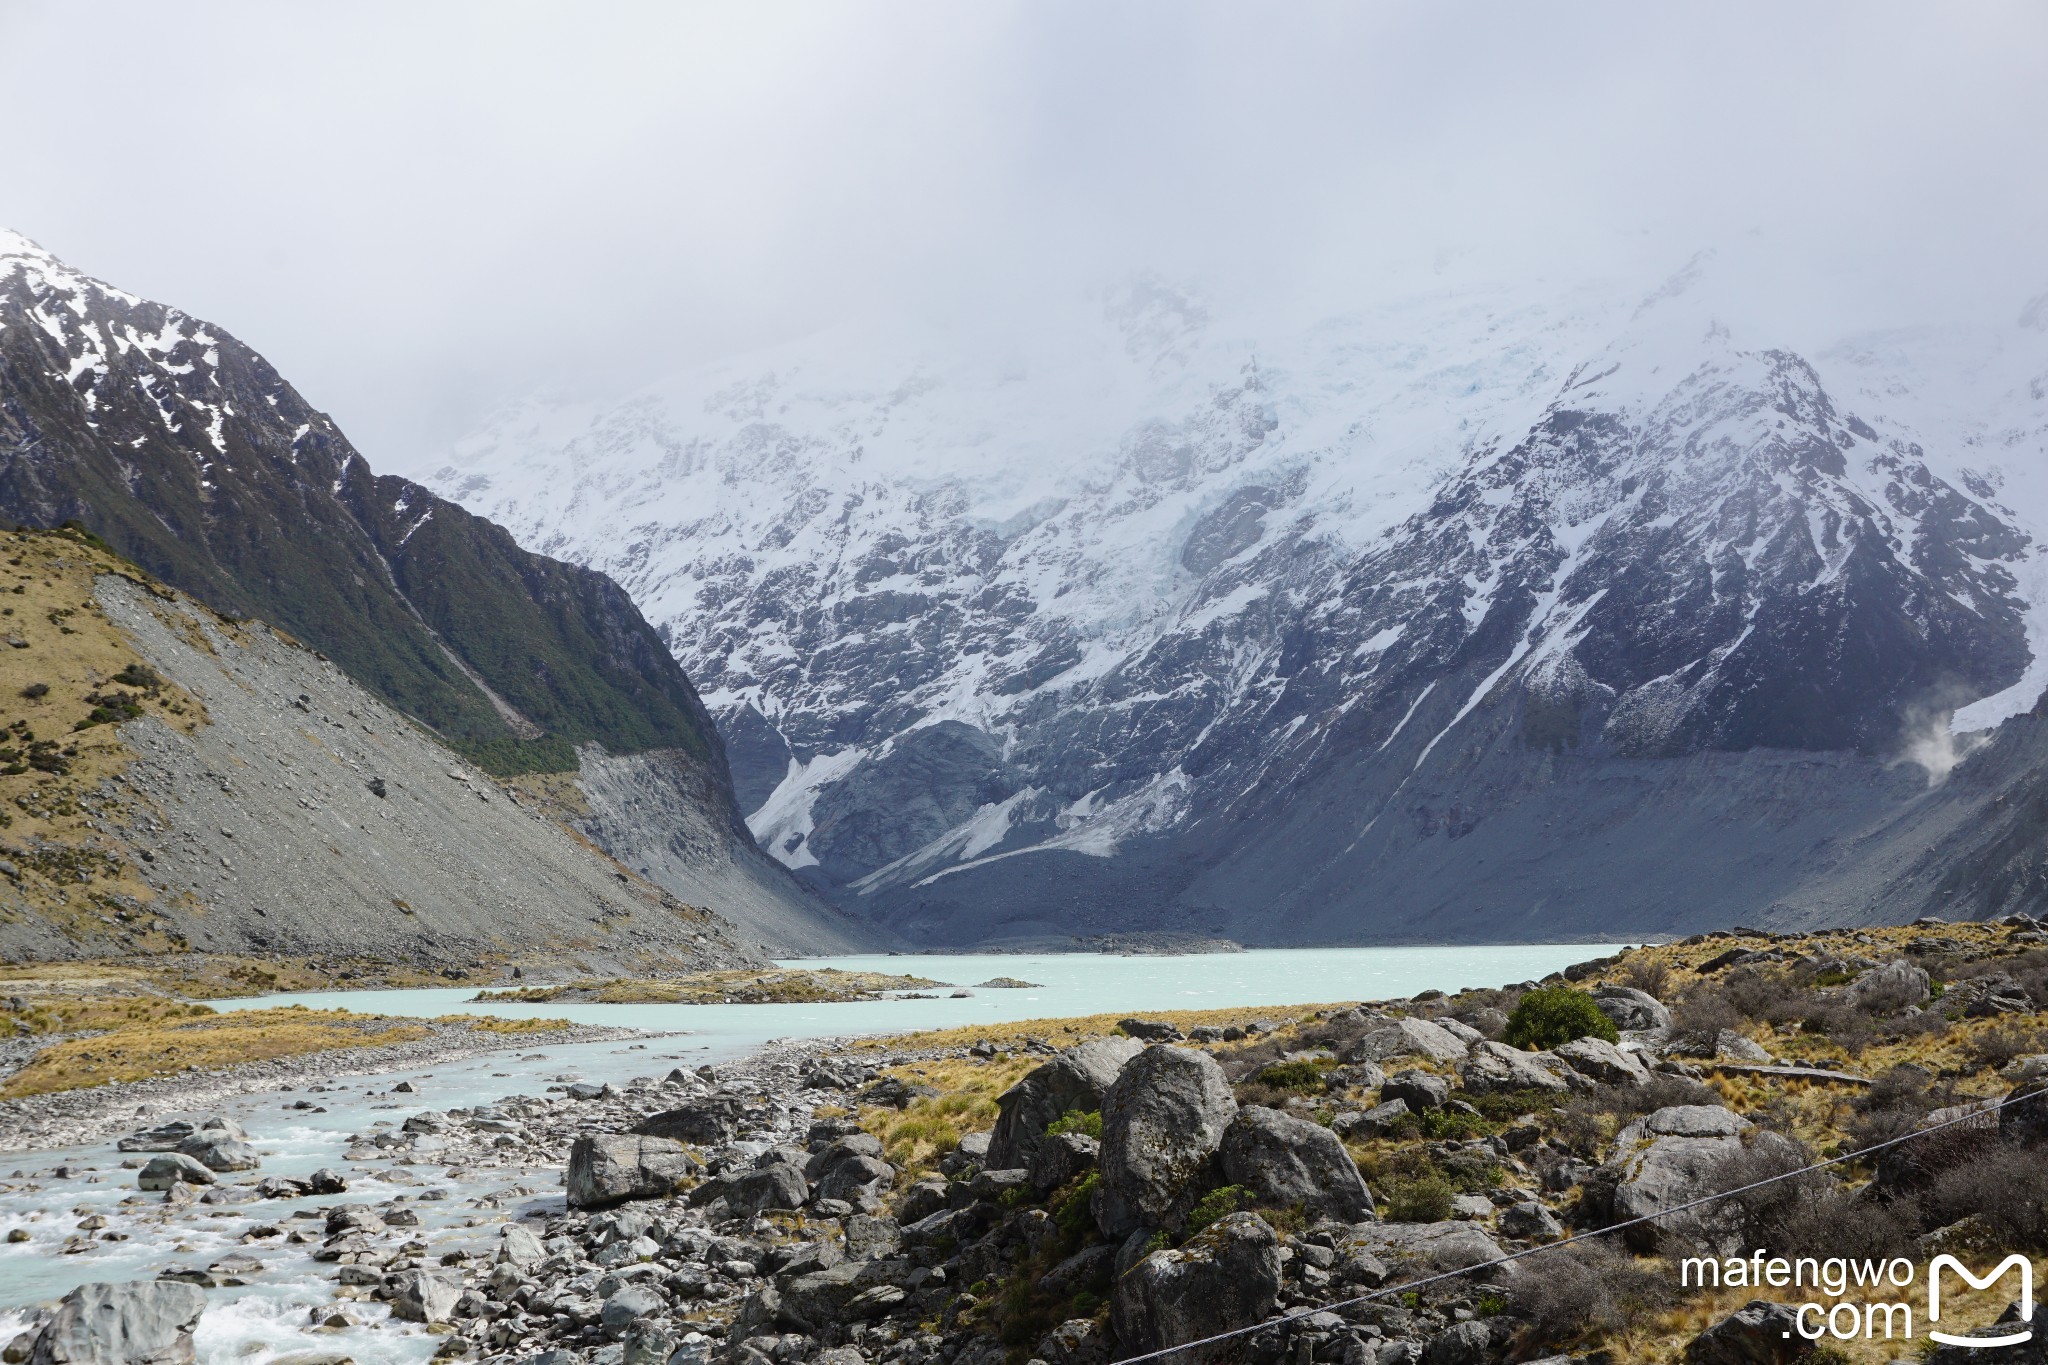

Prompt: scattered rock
[987,1037,1142,1170]
[27,1280,207,1365]
[1590,985,1671,1032]
[1110,1212,1281,1365]
[1458,1041,1569,1094]
[1381,1070,1450,1112]
[137,1154,214,1191]
[565,1134,700,1209]
[1681,1299,1811,1365]
[387,1270,460,1325]
[1218,1105,1374,1222]
[1094,1046,1238,1236]
[1342,1017,1468,1065]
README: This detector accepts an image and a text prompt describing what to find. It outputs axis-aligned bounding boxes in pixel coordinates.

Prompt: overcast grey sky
[3,2,2044,469]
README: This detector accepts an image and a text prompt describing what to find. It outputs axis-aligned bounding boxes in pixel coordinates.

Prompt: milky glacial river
[0,944,1621,1362]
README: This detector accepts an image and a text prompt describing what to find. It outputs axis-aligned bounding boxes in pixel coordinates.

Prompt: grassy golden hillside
[0,526,210,955]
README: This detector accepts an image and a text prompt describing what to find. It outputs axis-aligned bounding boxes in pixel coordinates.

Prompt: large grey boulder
[1497,1201,1562,1241]
[804,1133,885,1181]
[1424,1321,1503,1365]
[116,1121,199,1154]
[565,1134,700,1209]
[28,1281,207,1365]
[1335,1222,1513,1282]
[1458,1041,1569,1095]
[499,1223,546,1264]
[1844,959,1931,1011]
[1110,1212,1282,1365]
[1591,985,1672,1033]
[387,1270,460,1324]
[1218,1107,1374,1222]
[987,1037,1143,1170]
[1712,1030,1772,1063]
[1029,1130,1099,1192]
[599,1284,664,1340]
[1552,1036,1651,1087]
[726,1163,809,1215]
[1606,1106,1795,1254]
[813,1154,894,1206]
[1923,1300,2042,1364]
[176,1134,260,1173]
[1681,1299,1811,1365]
[1331,1099,1410,1141]
[1036,1318,1111,1365]
[1093,1046,1237,1236]
[633,1097,743,1144]
[1343,1018,1467,1065]
[1381,1070,1450,1111]
[137,1154,214,1191]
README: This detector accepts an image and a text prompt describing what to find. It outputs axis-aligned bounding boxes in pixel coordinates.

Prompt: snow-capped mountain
[0,228,867,954]
[422,254,2048,944]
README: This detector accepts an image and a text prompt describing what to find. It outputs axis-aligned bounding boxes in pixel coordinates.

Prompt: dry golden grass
[432,1012,573,1034]
[1605,1254,2048,1364]
[0,1005,431,1097]
[860,1053,1039,1179]
[0,529,212,953]
[1593,920,2020,994]
[859,1002,1342,1054]
[497,768,593,820]
[0,953,509,1012]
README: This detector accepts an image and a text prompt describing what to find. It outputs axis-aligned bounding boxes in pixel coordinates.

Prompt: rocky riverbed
[5,919,2048,1365]
[0,1021,649,1154]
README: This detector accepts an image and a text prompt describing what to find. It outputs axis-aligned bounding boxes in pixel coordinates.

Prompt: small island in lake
[471,967,947,1005]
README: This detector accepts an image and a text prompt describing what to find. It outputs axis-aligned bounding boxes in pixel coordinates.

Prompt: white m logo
[1928,1254,2034,1349]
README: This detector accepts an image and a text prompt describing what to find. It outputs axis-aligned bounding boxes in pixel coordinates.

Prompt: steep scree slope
[0,528,758,973]
[0,231,865,953]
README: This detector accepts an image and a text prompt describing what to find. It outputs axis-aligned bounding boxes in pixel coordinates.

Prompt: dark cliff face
[0,233,720,778]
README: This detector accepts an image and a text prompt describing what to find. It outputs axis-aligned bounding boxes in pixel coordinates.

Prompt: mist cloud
[2,1,2043,469]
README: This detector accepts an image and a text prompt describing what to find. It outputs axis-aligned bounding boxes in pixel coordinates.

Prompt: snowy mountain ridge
[422,252,2048,943]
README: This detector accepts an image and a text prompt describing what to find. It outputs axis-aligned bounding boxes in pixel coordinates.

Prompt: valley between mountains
[424,258,2048,947]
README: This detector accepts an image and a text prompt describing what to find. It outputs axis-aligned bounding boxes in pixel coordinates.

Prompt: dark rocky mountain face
[0,233,714,776]
[422,270,2048,946]
[0,231,867,953]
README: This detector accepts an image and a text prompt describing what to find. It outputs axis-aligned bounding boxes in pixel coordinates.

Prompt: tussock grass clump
[861,1053,1035,1179]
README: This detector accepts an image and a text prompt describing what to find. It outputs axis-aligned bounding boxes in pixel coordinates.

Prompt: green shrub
[1417,1107,1495,1141]
[1505,987,1619,1050]
[1046,1109,1102,1139]
[1053,1171,1099,1239]
[1253,1059,1329,1092]
[1383,1172,1456,1222]
[1184,1184,1252,1235]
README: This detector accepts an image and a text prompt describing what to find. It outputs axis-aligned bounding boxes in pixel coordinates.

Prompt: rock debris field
[4,920,2048,1365]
